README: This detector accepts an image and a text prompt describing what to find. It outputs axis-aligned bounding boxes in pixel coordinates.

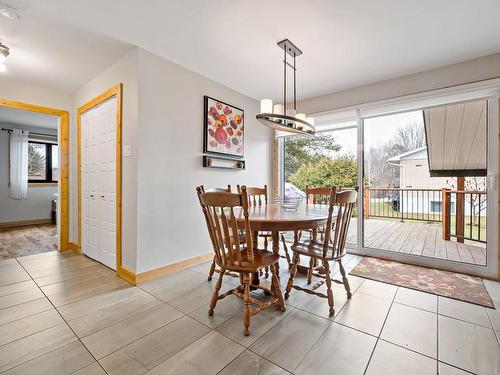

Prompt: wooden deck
[347,218,486,266]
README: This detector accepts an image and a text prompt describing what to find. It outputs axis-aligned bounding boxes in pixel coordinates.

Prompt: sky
[329,110,424,157]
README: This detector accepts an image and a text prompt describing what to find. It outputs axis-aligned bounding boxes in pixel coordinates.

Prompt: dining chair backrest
[197,185,254,270]
[238,185,267,206]
[306,186,332,204]
[322,187,358,258]
[201,185,231,193]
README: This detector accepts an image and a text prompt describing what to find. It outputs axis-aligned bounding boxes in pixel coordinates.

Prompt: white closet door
[82,96,117,270]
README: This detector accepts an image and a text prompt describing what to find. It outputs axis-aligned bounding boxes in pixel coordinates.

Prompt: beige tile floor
[0,250,499,374]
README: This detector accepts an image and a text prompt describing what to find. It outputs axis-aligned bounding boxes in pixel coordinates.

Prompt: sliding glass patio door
[355,98,498,278]
[280,95,498,278]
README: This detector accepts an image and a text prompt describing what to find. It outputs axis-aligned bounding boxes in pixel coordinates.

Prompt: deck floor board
[347,218,486,266]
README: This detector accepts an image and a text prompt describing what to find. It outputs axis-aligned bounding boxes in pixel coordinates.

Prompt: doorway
[0,99,69,256]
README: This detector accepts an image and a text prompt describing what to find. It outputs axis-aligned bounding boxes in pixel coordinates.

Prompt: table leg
[272,231,280,278]
[252,231,260,286]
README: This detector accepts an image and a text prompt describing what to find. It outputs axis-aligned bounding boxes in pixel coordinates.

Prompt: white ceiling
[2,0,500,100]
[0,106,58,129]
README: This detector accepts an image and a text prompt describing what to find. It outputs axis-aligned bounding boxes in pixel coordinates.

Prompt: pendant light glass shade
[273,104,284,115]
[260,99,273,114]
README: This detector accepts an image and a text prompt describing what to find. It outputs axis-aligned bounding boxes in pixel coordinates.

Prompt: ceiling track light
[0,43,9,64]
[0,3,22,20]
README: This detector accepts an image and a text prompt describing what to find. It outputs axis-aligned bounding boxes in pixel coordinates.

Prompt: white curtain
[9,129,29,199]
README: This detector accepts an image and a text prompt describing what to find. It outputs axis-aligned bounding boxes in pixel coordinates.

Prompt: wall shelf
[202,155,245,170]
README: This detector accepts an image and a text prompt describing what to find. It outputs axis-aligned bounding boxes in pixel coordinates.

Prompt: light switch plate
[123,144,132,157]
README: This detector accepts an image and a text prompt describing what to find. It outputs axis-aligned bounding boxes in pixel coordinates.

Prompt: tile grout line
[285,277,368,373]
[215,346,292,375]
[0,297,52,326]
[486,308,500,346]
[96,313,188,364]
[436,295,440,374]
[13,257,110,375]
[362,286,399,375]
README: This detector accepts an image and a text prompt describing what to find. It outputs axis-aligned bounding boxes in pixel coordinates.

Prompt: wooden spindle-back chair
[237,184,276,277]
[284,186,334,281]
[201,185,239,281]
[196,185,285,336]
[285,187,358,316]
[306,186,332,204]
[240,185,268,206]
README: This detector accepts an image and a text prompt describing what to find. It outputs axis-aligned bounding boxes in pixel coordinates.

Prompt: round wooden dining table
[236,203,330,283]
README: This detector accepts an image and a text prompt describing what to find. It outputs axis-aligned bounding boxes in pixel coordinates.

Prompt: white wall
[299,53,500,114]
[0,77,72,110]
[135,49,272,273]
[0,123,58,223]
[73,49,139,272]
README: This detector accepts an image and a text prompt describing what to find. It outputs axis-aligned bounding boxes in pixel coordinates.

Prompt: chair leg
[307,257,314,285]
[243,273,251,336]
[323,260,335,316]
[270,264,285,311]
[207,258,216,281]
[338,259,352,299]
[280,235,292,268]
[208,267,224,316]
[285,252,300,300]
[265,266,269,279]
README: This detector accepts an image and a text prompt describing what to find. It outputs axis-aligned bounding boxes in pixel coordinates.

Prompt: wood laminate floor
[0,250,499,374]
[0,225,57,260]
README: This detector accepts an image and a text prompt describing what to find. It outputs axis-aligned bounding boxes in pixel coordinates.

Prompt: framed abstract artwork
[203,96,244,158]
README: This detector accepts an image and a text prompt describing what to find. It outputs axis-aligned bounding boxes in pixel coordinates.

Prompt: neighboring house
[387,147,448,190]
[387,147,485,215]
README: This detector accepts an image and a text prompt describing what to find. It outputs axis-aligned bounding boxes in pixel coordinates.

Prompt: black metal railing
[365,188,443,222]
[365,187,487,244]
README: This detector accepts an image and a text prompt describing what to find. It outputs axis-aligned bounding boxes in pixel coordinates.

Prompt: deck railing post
[364,187,370,219]
[442,188,451,241]
[456,177,465,243]
[400,189,404,222]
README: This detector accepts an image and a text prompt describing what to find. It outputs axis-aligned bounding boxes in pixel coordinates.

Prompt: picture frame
[203,95,244,158]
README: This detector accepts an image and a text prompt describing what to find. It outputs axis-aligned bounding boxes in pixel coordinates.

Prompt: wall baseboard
[0,218,53,229]
[118,265,137,285]
[134,251,213,284]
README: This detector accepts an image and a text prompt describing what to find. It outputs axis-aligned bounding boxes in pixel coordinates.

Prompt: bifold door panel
[82,97,117,270]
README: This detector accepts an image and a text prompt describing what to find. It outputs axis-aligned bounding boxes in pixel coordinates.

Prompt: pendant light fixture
[256,39,315,135]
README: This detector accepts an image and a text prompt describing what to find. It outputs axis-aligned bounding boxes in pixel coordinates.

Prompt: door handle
[90,194,95,198]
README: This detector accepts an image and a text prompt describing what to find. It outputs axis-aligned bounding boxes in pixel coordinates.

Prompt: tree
[367,121,426,187]
[387,121,426,155]
[289,156,357,192]
[446,177,487,226]
[28,143,46,178]
[284,135,341,181]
